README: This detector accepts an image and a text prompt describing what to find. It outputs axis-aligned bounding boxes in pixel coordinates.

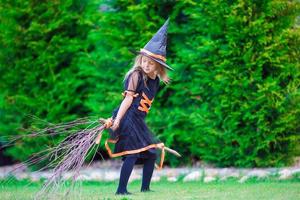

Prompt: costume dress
[108,70,161,164]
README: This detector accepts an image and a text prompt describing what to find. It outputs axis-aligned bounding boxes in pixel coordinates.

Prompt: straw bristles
[2,116,107,199]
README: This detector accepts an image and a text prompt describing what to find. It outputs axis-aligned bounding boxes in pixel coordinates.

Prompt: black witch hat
[137,18,174,71]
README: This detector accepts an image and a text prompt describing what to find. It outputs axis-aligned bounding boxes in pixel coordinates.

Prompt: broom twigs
[4,116,181,198]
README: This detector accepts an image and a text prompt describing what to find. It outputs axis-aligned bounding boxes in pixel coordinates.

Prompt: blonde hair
[124,54,170,85]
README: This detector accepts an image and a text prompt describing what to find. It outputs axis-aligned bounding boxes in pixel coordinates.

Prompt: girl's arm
[110,71,140,131]
[110,92,135,131]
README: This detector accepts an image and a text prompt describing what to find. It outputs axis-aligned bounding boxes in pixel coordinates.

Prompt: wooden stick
[157,146,181,157]
[95,133,102,144]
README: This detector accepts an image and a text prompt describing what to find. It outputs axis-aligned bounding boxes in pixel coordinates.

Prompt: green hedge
[0,0,104,162]
[0,0,299,167]
[165,0,300,167]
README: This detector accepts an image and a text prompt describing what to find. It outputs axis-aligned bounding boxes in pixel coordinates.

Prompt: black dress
[107,70,161,164]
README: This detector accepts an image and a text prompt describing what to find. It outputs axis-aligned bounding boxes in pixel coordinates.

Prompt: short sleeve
[125,71,140,92]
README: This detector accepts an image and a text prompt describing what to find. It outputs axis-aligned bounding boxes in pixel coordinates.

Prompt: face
[141,56,157,76]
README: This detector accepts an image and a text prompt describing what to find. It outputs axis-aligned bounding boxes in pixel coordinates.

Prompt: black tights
[116,156,156,194]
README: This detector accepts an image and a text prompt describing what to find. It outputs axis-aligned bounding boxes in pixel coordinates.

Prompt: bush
[1,0,299,167]
[0,0,103,162]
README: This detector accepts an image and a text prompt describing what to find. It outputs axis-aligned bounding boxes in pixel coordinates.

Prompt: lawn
[1,179,300,200]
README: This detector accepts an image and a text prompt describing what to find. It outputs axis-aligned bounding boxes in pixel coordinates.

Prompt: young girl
[107,18,174,195]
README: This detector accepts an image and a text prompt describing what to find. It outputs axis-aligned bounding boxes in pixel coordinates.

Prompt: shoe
[116,191,132,195]
[141,188,154,192]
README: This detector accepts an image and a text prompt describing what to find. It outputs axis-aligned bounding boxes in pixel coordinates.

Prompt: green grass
[0,179,300,200]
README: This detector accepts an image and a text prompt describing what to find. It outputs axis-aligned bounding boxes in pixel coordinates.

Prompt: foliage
[167,0,300,167]
[0,0,103,161]
[0,0,299,167]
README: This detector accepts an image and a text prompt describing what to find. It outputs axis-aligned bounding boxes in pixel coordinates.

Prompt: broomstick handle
[164,147,181,157]
[95,132,103,144]
[95,118,113,144]
[95,125,106,144]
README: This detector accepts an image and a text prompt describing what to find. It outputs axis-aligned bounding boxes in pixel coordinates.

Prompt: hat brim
[130,49,174,71]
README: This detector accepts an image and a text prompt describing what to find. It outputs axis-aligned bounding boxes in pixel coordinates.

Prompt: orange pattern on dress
[138,92,153,113]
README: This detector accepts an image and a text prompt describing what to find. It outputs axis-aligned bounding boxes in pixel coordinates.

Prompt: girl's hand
[162,76,171,84]
[110,119,120,131]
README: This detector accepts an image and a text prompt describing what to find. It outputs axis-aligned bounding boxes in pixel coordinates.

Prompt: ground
[1,179,300,200]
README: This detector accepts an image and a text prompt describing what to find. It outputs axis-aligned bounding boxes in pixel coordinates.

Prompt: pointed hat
[138,18,174,71]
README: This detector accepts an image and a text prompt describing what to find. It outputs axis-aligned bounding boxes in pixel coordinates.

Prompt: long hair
[124,54,170,85]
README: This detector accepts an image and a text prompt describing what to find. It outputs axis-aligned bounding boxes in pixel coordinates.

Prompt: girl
[107,18,174,195]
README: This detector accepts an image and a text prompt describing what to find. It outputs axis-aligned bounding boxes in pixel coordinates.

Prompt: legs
[116,155,156,195]
[141,158,156,192]
[116,156,137,194]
